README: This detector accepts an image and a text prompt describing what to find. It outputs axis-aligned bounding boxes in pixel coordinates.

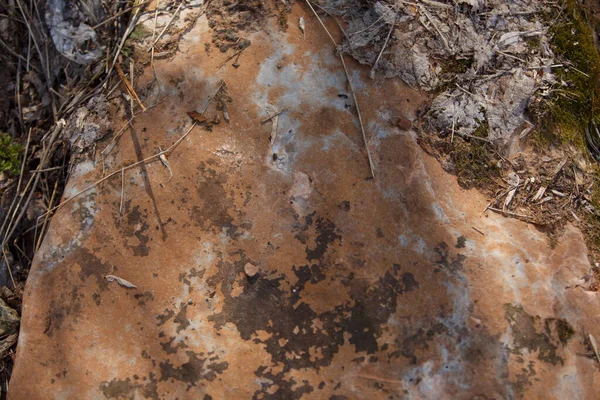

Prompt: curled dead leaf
[187,111,207,124]
[159,152,173,182]
[105,275,137,289]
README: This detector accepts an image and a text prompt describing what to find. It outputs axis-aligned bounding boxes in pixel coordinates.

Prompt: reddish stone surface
[9,4,600,399]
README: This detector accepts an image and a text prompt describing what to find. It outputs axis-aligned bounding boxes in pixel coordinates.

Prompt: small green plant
[0,133,22,176]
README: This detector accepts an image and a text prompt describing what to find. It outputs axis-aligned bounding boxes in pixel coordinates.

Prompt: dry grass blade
[486,206,534,220]
[1,123,64,249]
[35,180,59,252]
[120,168,125,215]
[201,80,226,114]
[115,63,146,111]
[150,0,162,83]
[303,0,376,179]
[92,0,153,30]
[370,18,396,79]
[148,1,184,51]
[105,0,147,85]
[1,249,16,289]
[419,5,450,51]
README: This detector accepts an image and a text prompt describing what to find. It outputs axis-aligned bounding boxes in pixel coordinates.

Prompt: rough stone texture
[9,5,600,399]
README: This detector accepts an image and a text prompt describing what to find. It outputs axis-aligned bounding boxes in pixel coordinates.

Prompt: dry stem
[303,0,376,179]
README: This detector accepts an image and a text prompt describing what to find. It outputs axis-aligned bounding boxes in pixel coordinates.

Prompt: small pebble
[244,262,259,278]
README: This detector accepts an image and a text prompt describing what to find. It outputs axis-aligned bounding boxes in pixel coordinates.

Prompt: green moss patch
[0,134,22,176]
[529,0,600,148]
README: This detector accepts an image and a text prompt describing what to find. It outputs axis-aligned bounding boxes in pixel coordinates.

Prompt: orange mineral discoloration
[8,3,600,399]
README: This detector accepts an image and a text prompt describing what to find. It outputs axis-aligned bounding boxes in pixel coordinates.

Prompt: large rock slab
[9,4,600,399]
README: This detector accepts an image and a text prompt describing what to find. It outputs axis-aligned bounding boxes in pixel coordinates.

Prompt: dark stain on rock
[45,286,83,337]
[174,303,191,333]
[209,255,419,398]
[99,373,159,400]
[75,248,112,290]
[253,366,314,400]
[179,267,206,288]
[116,203,152,257]
[504,304,568,366]
[292,213,342,261]
[134,291,155,306]
[128,206,151,257]
[290,264,327,304]
[513,360,536,395]
[391,321,448,365]
[546,318,575,344]
[132,231,150,256]
[190,161,242,238]
[161,336,189,354]
[456,235,466,248]
[99,378,136,399]
[156,309,176,326]
[307,217,342,261]
[292,212,314,245]
[159,351,228,388]
[74,195,97,233]
[434,242,466,274]
[337,201,350,211]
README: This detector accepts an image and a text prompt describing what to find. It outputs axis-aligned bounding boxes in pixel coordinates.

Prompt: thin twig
[1,248,16,289]
[201,80,225,114]
[129,59,135,115]
[92,0,153,30]
[105,2,146,87]
[451,110,456,143]
[303,0,375,178]
[218,48,246,69]
[370,19,395,79]
[486,206,533,220]
[32,166,64,173]
[348,16,384,37]
[35,179,58,252]
[15,0,45,75]
[120,168,125,214]
[261,108,288,124]
[419,5,450,51]
[150,0,161,84]
[147,0,184,51]
[16,128,31,195]
[496,50,527,63]
[41,122,198,218]
[1,123,63,247]
[472,227,485,236]
[355,374,403,385]
[0,37,34,68]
